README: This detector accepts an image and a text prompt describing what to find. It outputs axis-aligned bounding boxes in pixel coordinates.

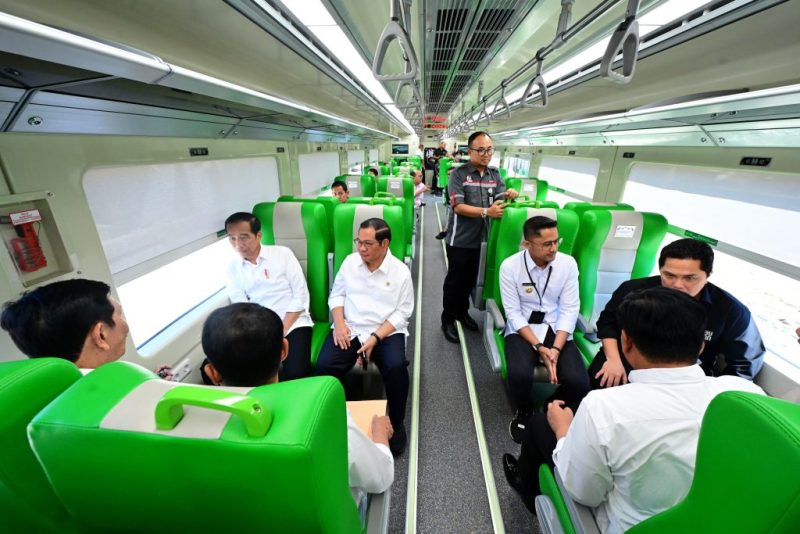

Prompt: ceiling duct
[423,0,538,116]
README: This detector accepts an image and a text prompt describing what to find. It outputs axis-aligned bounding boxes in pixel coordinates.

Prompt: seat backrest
[29,362,361,534]
[629,391,800,533]
[332,201,406,276]
[506,177,549,202]
[407,155,422,171]
[336,174,375,198]
[252,200,329,323]
[376,175,415,245]
[437,156,453,188]
[574,210,668,331]
[0,358,82,533]
[379,164,391,176]
[485,205,580,311]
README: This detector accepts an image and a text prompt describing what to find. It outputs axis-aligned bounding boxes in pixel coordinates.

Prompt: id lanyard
[523,252,552,310]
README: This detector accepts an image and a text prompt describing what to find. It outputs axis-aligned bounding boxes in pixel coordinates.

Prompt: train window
[299,152,341,193]
[369,149,379,164]
[537,156,600,202]
[490,154,501,168]
[503,155,531,178]
[84,156,280,348]
[347,150,365,174]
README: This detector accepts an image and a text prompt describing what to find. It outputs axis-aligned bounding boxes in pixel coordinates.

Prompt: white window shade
[369,149,379,163]
[623,162,800,267]
[83,157,279,278]
[299,152,341,194]
[538,156,600,199]
[347,149,364,173]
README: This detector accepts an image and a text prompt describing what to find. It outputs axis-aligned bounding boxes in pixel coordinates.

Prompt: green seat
[332,200,407,277]
[336,174,375,198]
[407,155,422,171]
[573,209,667,363]
[506,177,549,202]
[437,157,453,189]
[278,195,338,251]
[0,358,82,534]
[376,175,415,257]
[499,168,508,179]
[379,164,390,176]
[482,206,580,378]
[29,362,365,534]
[252,200,331,363]
[537,391,800,534]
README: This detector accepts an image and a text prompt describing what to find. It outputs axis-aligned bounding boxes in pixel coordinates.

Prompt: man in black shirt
[589,238,765,388]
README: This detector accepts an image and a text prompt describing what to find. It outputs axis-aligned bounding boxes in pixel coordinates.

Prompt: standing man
[441,131,517,343]
[315,218,414,456]
[500,216,590,443]
[415,143,424,158]
[331,180,350,204]
[225,212,313,381]
[589,238,765,388]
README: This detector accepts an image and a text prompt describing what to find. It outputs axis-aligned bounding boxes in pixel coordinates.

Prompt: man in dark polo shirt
[441,131,518,343]
[588,238,765,388]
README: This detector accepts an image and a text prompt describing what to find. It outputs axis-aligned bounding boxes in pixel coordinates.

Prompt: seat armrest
[575,316,599,341]
[486,299,505,330]
[535,496,566,534]
[555,468,601,534]
[366,489,391,534]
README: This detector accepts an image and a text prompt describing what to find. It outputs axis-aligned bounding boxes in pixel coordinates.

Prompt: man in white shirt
[225,212,313,381]
[503,287,764,532]
[201,302,394,506]
[315,218,414,457]
[500,216,589,443]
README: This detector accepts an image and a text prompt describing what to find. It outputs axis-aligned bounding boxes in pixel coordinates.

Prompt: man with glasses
[315,218,414,457]
[500,216,590,443]
[441,131,518,343]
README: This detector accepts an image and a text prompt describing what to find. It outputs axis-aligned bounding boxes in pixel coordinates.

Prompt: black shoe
[441,322,459,343]
[503,453,537,514]
[435,230,447,240]
[459,313,479,331]
[509,410,531,444]
[389,425,407,457]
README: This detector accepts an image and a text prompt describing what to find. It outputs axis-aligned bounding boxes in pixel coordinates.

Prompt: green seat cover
[29,362,362,534]
[573,209,667,362]
[0,358,82,533]
[506,177,549,202]
[336,174,376,198]
[333,200,407,276]
[277,195,338,251]
[437,157,453,189]
[376,175,415,254]
[499,168,508,179]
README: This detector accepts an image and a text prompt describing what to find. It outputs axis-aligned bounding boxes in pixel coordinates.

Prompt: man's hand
[547,400,574,440]
[370,415,393,446]
[487,199,505,218]
[505,188,519,200]
[595,358,628,388]
[333,321,352,349]
[155,364,174,381]
[537,347,559,384]
[356,335,377,364]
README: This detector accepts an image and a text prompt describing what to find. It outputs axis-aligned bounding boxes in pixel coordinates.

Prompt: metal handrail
[600,0,641,84]
[521,54,548,108]
[372,0,418,82]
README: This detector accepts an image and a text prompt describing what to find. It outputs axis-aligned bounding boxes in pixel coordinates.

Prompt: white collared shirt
[329,252,414,343]
[553,365,765,534]
[226,245,313,333]
[347,410,394,504]
[499,250,579,337]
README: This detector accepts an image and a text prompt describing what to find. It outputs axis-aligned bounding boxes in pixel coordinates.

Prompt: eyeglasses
[354,238,379,248]
[533,237,563,249]
[468,147,495,156]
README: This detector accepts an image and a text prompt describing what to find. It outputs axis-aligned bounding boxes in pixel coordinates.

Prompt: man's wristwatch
[370,332,382,344]
[532,343,544,352]
[481,207,488,218]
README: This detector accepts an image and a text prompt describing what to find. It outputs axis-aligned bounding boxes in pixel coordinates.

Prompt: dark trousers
[516,412,558,497]
[280,326,312,381]
[442,245,480,324]
[315,332,409,428]
[586,348,633,390]
[505,333,591,414]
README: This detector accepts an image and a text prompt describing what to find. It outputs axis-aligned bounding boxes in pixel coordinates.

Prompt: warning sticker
[390,182,400,190]
[347,181,358,189]
[523,183,535,192]
[614,225,636,238]
[9,209,42,226]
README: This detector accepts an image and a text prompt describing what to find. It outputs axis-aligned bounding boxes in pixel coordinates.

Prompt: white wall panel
[299,151,340,194]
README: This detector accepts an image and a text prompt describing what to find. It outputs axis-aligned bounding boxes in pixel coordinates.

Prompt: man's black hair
[1,279,115,362]
[659,238,714,275]
[225,212,261,235]
[468,131,492,147]
[617,286,707,365]
[331,180,349,192]
[359,217,391,243]
[201,303,284,387]
[368,168,379,177]
[523,216,558,241]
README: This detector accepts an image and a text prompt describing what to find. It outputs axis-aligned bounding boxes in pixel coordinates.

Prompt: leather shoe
[435,230,447,240]
[503,453,537,514]
[441,322,459,343]
[389,425,407,457]
[459,313,479,331]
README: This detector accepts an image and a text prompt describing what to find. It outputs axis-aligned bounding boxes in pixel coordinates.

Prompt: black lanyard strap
[523,253,552,309]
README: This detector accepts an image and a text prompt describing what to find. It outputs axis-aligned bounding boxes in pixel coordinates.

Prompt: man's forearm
[602,338,622,363]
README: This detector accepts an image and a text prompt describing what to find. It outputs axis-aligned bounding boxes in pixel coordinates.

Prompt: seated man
[331,180,350,203]
[1,278,128,369]
[225,212,312,381]
[412,169,429,208]
[367,167,379,179]
[501,216,590,443]
[315,218,413,456]
[590,238,765,389]
[201,302,394,506]
[503,287,764,532]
